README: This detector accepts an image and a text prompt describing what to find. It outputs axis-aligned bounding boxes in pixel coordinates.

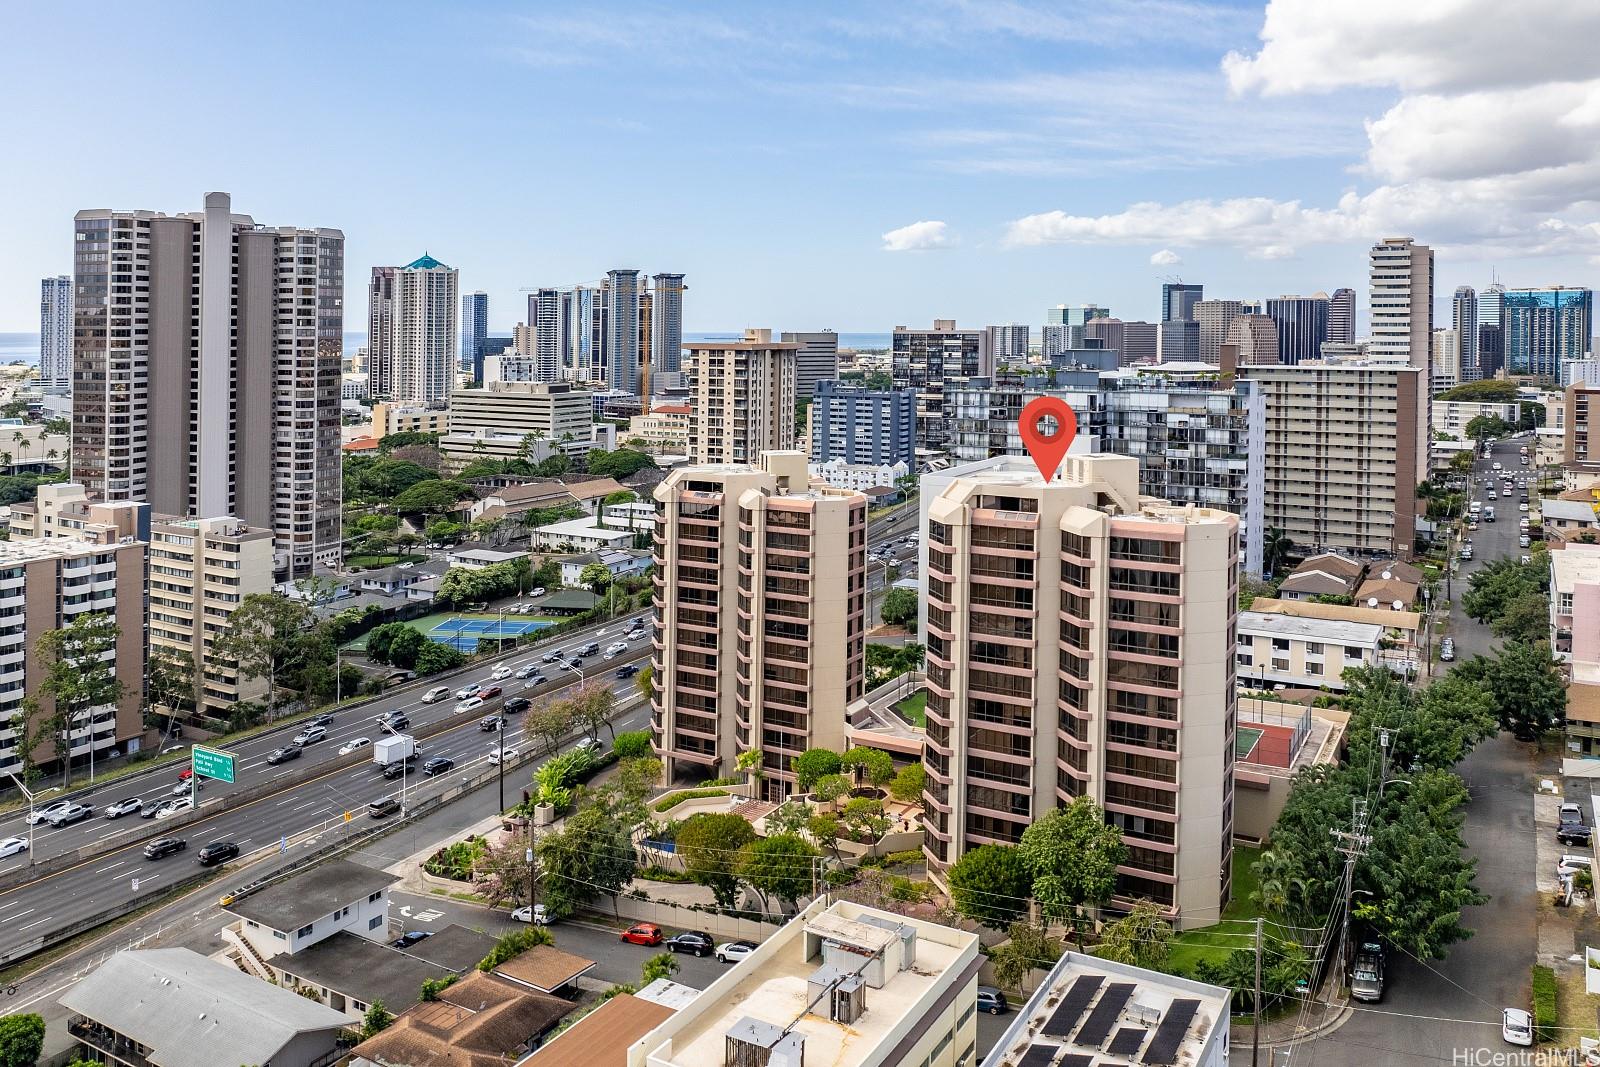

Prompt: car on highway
[381,715,411,733]
[615,663,640,679]
[503,697,531,714]
[422,685,452,704]
[566,656,585,669]
[391,930,433,949]
[512,903,550,924]
[47,802,95,827]
[103,797,143,819]
[606,641,628,656]
[574,737,605,757]
[197,840,241,867]
[28,801,72,826]
[170,779,206,797]
[265,744,303,765]
[479,715,505,732]
[293,725,327,746]
[456,683,482,700]
[0,837,28,859]
[620,922,663,946]
[1503,1007,1534,1047]
[455,696,484,714]
[422,756,456,776]
[308,713,335,728]
[477,684,503,701]
[977,987,1010,1015]
[382,760,411,780]
[486,746,520,766]
[542,651,563,664]
[141,800,173,820]
[339,737,372,755]
[367,796,402,818]
[143,837,187,860]
[664,930,714,957]
[714,940,757,963]
[156,797,194,820]
[1559,803,1592,846]
[578,642,601,657]
[491,664,513,681]
[515,664,540,679]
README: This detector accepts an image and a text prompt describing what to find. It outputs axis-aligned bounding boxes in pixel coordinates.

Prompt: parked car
[486,746,520,766]
[1502,1007,1534,1047]
[197,840,241,867]
[715,940,757,963]
[1520,535,1532,548]
[455,697,485,714]
[1559,803,1592,846]
[1439,638,1455,662]
[367,796,402,818]
[0,837,28,859]
[515,664,540,679]
[1557,853,1593,878]
[391,931,433,949]
[503,697,531,714]
[339,737,373,755]
[620,923,664,946]
[478,685,503,701]
[664,931,714,957]
[423,685,452,704]
[27,801,72,826]
[266,744,303,765]
[456,683,482,700]
[529,587,547,598]
[512,904,550,925]
[103,797,143,819]
[292,725,327,746]
[976,987,1010,1015]
[48,802,95,827]
[422,756,456,776]
[491,664,513,680]
[143,837,187,860]
[1349,951,1385,1003]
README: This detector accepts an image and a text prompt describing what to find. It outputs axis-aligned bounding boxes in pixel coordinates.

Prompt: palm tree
[1262,526,1294,578]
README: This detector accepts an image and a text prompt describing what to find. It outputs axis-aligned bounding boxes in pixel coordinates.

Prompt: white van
[422,685,451,704]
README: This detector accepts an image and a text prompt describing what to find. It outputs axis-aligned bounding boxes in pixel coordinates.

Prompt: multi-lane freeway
[0,499,923,967]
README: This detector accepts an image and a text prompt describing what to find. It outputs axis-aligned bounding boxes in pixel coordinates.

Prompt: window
[958,1000,977,1028]
[297,923,314,938]
[368,915,383,931]
[368,891,382,903]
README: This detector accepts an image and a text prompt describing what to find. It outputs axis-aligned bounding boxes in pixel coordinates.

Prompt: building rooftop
[273,929,452,1010]
[1238,610,1383,645]
[1543,498,1600,524]
[1552,544,1600,593]
[1292,552,1365,580]
[492,943,597,993]
[60,948,349,1067]
[1247,597,1421,634]
[534,516,635,537]
[404,252,449,270]
[0,536,127,563]
[1277,570,1356,597]
[348,968,573,1067]
[1354,576,1419,608]
[561,476,630,501]
[985,952,1230,1067]
[222,858,398,933]
[521,992,676,1067]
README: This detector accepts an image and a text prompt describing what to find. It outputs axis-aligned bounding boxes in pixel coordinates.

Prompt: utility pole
[498,717,506,813]
[1252,916,1264,1067]
[1331,798,1371,987]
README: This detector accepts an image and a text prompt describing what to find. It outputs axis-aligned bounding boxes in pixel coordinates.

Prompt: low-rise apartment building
[1433,399,1523,439]
[628,403,693,451]
[1236,611,1382,690]
[372,401,449,438]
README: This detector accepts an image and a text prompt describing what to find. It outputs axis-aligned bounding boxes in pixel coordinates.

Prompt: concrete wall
[610,893,777,941]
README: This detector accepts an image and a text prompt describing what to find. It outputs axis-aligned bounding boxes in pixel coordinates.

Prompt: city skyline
[4,1,1599,334]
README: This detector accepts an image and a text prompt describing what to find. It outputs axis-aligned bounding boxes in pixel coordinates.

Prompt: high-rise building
[918,453,1238,920]
[1265,294,1330,365]
[1046,305,1109,328]
[371,254,459,404]
[1160,282,1203,322]
[1479,282,1506,330]
[650,451,866,794]
[891,320,990,450]
[651,272,685,375]
[1241,361,1426,559]
[781,330,841,400]
[72,192,343,577]
[1432,329,1461,395]
[1225,314,1280,366]
[0,535,147,780]
[986,323,1030,364]
[526,288,561,382]
[1504,286,1594,382]
[1452,286,1480,382]
[367,267,397,398]
[1327,287,1357,345]
[443,380,594,456]
[809,380,917,468]
[1193,300,1243,366]
[459,290,488,381]
[604,268,642,394]
[1368,238,1433,369]
[1565,382,1600,466]
[39,276,72,396]
[686,329,797,464]
[1157,319,1199,362]
[1477,324,1505,380]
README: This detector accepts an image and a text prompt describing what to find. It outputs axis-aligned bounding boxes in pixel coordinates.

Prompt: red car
[620,922,663,946]
[477,685,503,701]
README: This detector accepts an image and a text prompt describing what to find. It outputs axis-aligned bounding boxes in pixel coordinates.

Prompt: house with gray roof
[61,948,351,1067]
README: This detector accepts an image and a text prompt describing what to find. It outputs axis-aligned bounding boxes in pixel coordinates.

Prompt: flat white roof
[1238,610,1382,645]
[1552,545,1600,593]
[534,518,634,538]
[1542,499,1599,523]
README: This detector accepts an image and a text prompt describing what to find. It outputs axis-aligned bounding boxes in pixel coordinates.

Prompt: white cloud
[882,220,952,252]
[1149,249,1182,266]
[1007,1,1600,262]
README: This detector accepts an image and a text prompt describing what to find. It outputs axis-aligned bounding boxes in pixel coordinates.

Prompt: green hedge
[652,787,732,813]
[1532,963,1557,1043]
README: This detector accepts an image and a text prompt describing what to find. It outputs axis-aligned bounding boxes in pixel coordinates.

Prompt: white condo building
[39,276,73,396]
[370,254,459,403]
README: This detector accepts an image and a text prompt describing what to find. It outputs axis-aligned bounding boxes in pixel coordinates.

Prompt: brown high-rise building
[685,329,798,464]
[650,452,866,795]
[1225,314,1281,366]
[918,454,1239,926]
[72,192,343,578]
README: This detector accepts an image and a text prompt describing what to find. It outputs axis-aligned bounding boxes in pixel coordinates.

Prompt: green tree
[29,611,126,787]
[1017,798,1126,936]
[584,448,656,480]
[841,746,895,789]
[1095,900,1174,970]
[360,1001,394,1039]
[478,925,556,970]
[635,662,654,702]
[888,761,926,803]
[880,587,918,626]
[739,833,822,913]
[0,1012,45,1067]
[1262,526,1295,577]
[808,812,844,860]
[1464,414,1511,440]
[214,594,315,721]
[840,797,891,841]
[579,562,614,599]
[613,729,653,760]
[392,479,473,516]
[1494,591,1552,643]
[792,748,843,792]
[864,369,893,390]
[677,812,757,909]
[419,974,458,1001]
[415,641,466,675]
[1453,643,1567,737]
[1439,379,1519,402]
[948,844,1032,929]
[147,644,199,738]
[813,773,852,806]
[641,952,679,985]
[1461,552,1547,623]
[987,922,1062,992]
[604,490,638,506]
[537,803,637,917]
[569,680,618,742]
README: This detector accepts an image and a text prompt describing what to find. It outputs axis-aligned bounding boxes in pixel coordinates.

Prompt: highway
[0,498,923,967]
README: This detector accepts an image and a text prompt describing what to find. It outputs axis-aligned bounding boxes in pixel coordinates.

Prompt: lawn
[894,689,928,727]
[345,552,427,569]
[1164,845,1266,978]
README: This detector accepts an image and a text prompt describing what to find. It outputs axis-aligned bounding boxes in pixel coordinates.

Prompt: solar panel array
[1042,974,1104,1037]
[1016,1045,1061,1067]
[1141,998,1200,1066]
[1074,982,1137,1047]
[1107,1026,1149,1057]
[1007,977,1205,1067]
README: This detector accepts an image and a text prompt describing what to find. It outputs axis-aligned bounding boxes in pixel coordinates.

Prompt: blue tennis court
[428,616,552,649]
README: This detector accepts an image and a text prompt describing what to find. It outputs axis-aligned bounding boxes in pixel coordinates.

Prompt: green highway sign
[192,745,236,784]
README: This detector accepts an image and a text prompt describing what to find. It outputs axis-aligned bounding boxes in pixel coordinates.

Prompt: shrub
[613,730,653,760]
[1532,964,1557,1043]
[652,787,731,812]
[478,926,555,971]
[424,837,485,881]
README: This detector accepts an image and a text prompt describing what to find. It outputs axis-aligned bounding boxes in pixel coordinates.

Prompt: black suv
[664,931,714,957]
[198,841,241,867]
[422,756,455,776]
[143,838,187,860]
[1559,802,1593,846]
[503,697,531,714]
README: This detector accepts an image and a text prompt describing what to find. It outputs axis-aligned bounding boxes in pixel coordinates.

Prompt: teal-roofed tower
[368,251,459,403]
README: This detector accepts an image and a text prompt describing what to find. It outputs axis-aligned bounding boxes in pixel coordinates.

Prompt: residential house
[358,558,448,597]
[269,923,497,1017]
[810,458,912,493]
[1237,610,1384,691]
[530,517,635,552]
[1355,560,1422,610]
[559,549,652,587]
[520,992,675,1067]
[600,500,653,530]
[221,859,399,967]
[1542,495,1600,537]
[1245,597,1422,677]
[447,546,528,570]
[561,476,630,516]
[347,968,574,1067]
[468,480,578,524]
[1275,552,1365,601]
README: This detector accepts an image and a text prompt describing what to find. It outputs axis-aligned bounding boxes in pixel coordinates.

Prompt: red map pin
[1019,395,1078,483]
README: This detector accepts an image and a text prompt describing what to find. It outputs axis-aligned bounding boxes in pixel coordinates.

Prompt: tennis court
[1234,725,1264,761]
[428,615,553,650]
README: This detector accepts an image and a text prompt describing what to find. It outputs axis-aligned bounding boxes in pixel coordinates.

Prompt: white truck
[373,734,419,769]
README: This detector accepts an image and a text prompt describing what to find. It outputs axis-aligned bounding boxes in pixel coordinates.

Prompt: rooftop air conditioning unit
[724,1017,804,1067]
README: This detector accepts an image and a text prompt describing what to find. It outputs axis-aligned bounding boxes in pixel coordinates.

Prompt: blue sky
[3,1,1598,333]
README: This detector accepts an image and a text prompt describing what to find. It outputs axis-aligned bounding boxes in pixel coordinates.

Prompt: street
[1293,435,1541,1064]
